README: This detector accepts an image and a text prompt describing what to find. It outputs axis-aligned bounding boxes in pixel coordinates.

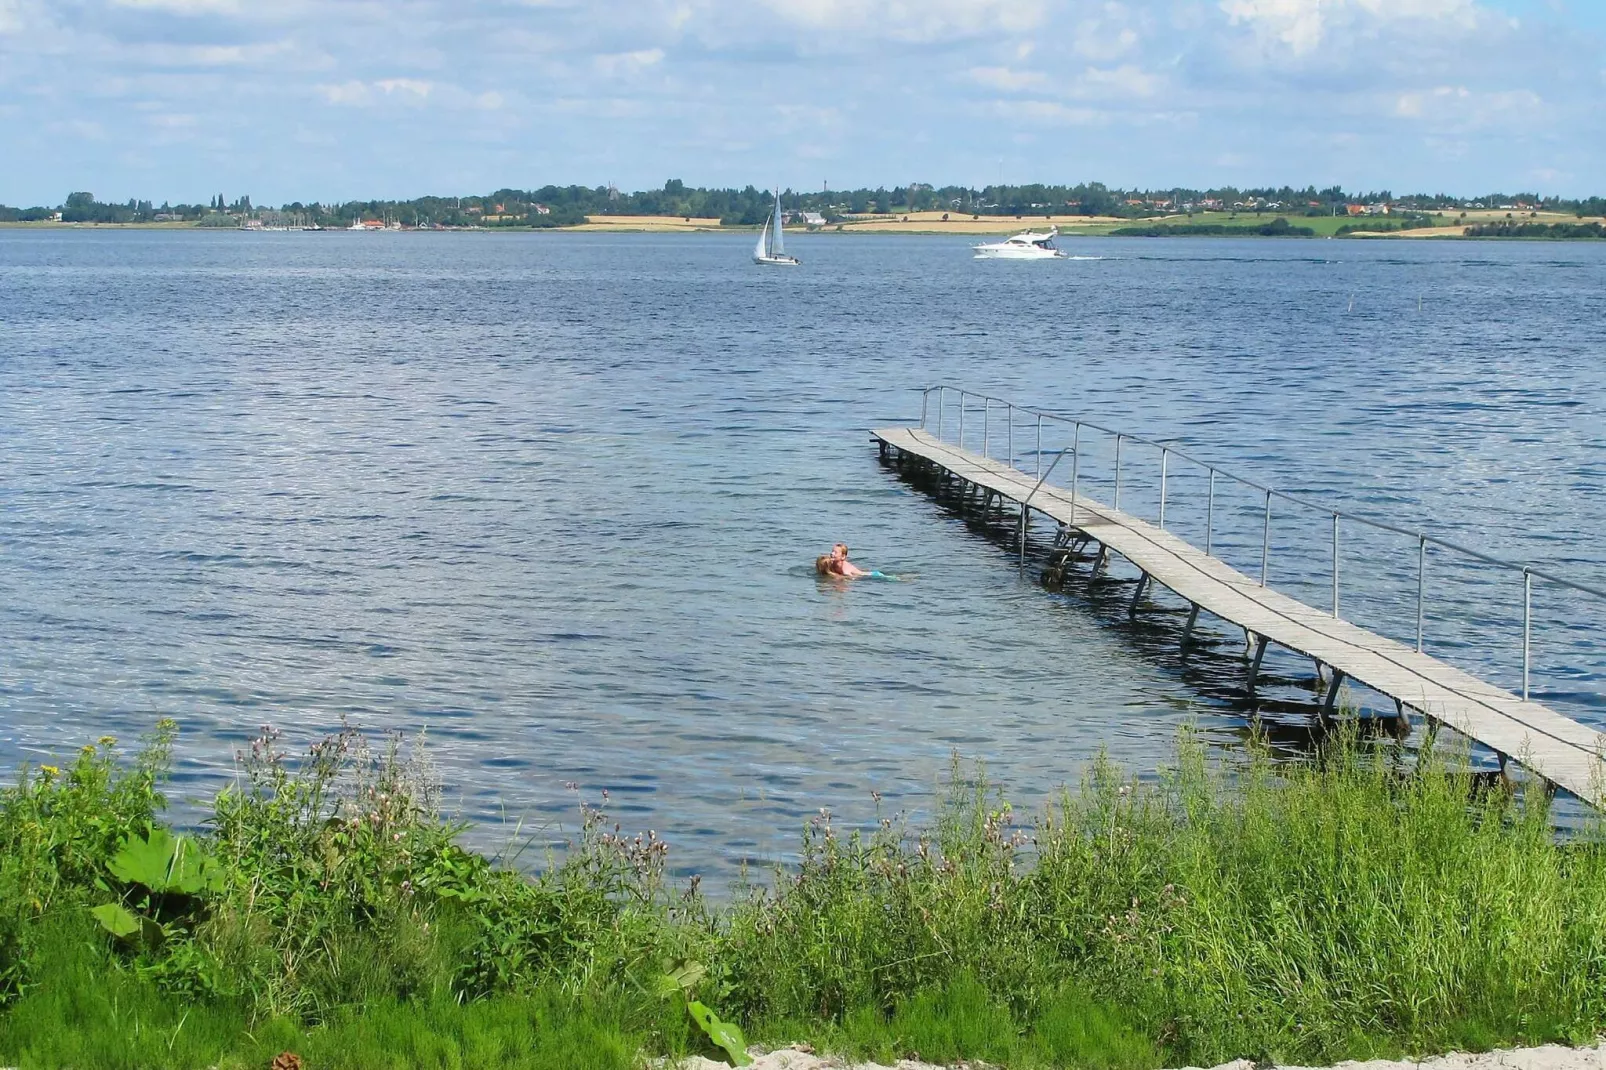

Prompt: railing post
[1035,415,1042,480]
[1206,469,1215,556]
[958,392,965,449]
[1070,423,1081,528]
[1159,448,1168,530]
[982,397,989,459]
[936,387,945,440]
[1114,434,1123,510]
[1330,513,1341,617]
[1416,535,1426,653]
[1523,569,1532,701]
[920,388,929,430]
[1260,491,1271,586]
[1007,405,1013,469]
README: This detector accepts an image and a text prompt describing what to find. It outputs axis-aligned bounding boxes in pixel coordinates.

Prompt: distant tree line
[4,183,1606,227]
[1463,221,1606,239]
[1110,217,1315,238]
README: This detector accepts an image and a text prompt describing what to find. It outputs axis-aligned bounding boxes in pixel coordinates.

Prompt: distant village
[0,182,1586,230]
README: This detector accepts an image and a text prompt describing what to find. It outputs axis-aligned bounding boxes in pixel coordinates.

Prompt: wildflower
[98,735,117,747]
[39,765,59,780]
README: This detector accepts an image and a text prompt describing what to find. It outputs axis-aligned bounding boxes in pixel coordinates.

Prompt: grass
[2,721,1604,1068]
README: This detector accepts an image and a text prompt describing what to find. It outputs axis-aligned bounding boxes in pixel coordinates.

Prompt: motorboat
[972,226,1066,259]
[753,189,800,266]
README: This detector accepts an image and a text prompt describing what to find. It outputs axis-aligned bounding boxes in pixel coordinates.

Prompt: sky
[1,0,1604,205]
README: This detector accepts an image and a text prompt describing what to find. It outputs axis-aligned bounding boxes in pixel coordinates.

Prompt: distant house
[533,204,552,215]
[1346,204,1366,216]
[788,211,827,227]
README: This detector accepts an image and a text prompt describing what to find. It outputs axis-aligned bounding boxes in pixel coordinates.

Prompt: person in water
[816,542,870,579]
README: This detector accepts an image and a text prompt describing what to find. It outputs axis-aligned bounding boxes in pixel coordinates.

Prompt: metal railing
[921,384,1606,703]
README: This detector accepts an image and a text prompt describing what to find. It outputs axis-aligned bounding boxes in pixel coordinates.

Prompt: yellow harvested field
[572,215,724,231]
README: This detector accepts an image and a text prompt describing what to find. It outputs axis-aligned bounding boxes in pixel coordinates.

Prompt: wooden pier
[872,425,1606,804]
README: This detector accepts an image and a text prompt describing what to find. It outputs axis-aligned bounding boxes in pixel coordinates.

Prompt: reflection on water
[1,230,1603,877]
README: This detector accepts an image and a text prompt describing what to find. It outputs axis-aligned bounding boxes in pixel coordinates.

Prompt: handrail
[917,384,1606,603]
[915,383,1606,702]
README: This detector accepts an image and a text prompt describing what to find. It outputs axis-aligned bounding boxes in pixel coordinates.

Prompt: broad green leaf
[653,959,707,999]
[107,828,222,895]
[688,1000,751,1067]
[90,902,140,939]
[107,828,178,889]
[167,838,224,895]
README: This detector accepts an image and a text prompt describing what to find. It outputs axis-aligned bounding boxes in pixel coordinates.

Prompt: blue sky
[1,0,1603,205]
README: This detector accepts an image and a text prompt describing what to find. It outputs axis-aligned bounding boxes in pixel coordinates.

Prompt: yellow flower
[80,744,96,755]
[98,736,117,747]
[39,765,59,779]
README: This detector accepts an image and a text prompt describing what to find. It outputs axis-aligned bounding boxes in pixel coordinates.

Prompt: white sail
[770,191,785,256]
[754,219,769,260]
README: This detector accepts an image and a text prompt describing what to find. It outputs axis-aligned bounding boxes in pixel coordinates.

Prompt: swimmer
[817,542,870,579]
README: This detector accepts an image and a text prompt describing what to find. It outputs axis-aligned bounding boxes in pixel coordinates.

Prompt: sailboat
[753,189,800,266]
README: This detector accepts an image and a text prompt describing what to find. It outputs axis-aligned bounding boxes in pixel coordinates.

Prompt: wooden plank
[873,426,1606,804]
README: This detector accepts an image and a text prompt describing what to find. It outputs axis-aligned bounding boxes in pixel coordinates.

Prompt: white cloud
[1219,0,1476,55]
[375,78,433,98]
[1072,2,1141,61]
[966,66,1047,92]
[110,0,241,11]
[1078,63,1162,99]
[317,80,370,106]
[760,0,1044,42]
[1394,85,1542,126]
[593,48,663,77]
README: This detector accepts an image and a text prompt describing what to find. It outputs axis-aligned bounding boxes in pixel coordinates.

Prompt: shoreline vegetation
[5,182,1606,240]
[4,722,1606,1069]
[6,211,1606,239]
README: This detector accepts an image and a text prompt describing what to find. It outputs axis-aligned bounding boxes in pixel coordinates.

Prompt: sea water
[2,229,1603,875]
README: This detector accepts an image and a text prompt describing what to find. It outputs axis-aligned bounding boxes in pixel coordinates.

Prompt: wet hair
[815,554,834,575]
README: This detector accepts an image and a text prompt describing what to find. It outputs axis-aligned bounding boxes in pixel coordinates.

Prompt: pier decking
[872,424,1606,804]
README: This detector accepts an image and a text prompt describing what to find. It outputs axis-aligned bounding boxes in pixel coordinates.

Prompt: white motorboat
[972,226,1066,259]
[753,189,800,266]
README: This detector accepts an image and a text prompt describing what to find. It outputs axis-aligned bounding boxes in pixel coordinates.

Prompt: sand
[667,1040,1606,1070]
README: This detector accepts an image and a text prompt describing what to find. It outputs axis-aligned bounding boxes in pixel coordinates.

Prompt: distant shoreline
[5,211,1605,240]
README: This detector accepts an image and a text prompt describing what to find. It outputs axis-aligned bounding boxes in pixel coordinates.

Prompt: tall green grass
[2,722,1604,1068]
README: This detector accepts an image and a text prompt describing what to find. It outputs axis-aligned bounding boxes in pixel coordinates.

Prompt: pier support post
[1129,573,1151,618]
[1391,699,1412,741]
[1246,635,1270,696]
[1182,603,1200,648]
[1320,670,1346,726]
[1092,544,1109,578]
